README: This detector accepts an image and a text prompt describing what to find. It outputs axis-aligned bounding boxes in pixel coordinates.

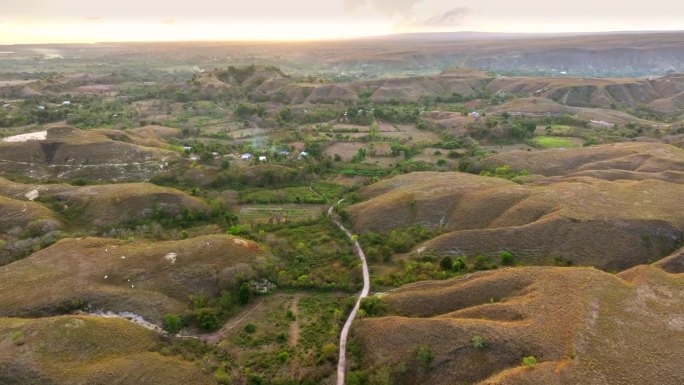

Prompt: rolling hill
[352,261,684,385]
[0,235,272,323]
[0,125,179,182]
[0,315,214,384]
[348,144,684,270]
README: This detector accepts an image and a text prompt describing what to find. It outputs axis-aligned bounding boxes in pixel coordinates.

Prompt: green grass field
[531,136,579,149]
[238,204,326,224]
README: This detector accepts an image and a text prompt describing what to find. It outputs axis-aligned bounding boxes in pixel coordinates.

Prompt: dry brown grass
[0,315,214,384]
[0,177,210,229]
[486,74,684,111]
[0,195,57,236]
[0,125,178,182]
[0,235,271,323]
[353,264,684,385]
[476,142,684,182]
[349,168,683,270]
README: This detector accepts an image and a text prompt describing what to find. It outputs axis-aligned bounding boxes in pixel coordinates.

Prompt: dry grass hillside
[0,195,58,237]
[352,263,684,385]
[0,235,271,323]
[197,67,493,104]
[474,142,684,182]
[0,315,214,384]
[95,125,182,149]
[0,125,178,182]
[40,183,210,228]
[349,170,684,270]
[489,97,659,126]
[0,178,210,229]
[486,73,684,112]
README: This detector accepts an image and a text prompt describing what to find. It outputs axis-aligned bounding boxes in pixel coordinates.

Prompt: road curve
[329,201,370,385]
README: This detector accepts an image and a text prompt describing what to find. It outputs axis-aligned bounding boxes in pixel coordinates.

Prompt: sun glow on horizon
[0,19,395,44]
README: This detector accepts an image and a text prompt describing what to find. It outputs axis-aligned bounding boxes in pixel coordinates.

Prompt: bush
[244,323,256,333]
[196,308,220,331]
[473,255,495,271]
[322,342,338,360]
[452,256,466,272]
[10,331,24,346]
[360,296,387,317]
[522,356,537,368]
[277,351,289,363]
[239,282,252,305]
[163,313,183,334]
[471,335,485,349]
[214,367,231,384]
[499,251,515,266]
[439,256,453,271]
[415,345,433,368]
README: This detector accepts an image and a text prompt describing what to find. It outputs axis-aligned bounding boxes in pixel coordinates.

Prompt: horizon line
[2,29,683,46]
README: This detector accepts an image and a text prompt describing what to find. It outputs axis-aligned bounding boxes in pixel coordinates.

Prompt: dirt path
[289,293,302,346]
[199,298,265,344]
[329,200,370,385]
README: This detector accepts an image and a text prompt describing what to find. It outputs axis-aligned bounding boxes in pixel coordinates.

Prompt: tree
[439,256,453,271]
[163,313,183,334]
[238,282,252,305]
[452,256,466,272]
[196,308,220,331]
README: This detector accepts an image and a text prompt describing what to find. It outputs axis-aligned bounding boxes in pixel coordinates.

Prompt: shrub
[244,323,257,333]
[196,308,220,331]
[277,333,287,343]
[439,256,453,271]
[238,282,252,305]
[473,255,495,271]
[214,367,231,384]
[499,251,515,266]
[522,356,537,368]
[471,335,485,349]
[360,296,387,317]
[163,313,183,334]
[452,256,466,272]
[277,351,289,363]
[415,345,433,368]
[10,330,24,346]
[322,343,338,360]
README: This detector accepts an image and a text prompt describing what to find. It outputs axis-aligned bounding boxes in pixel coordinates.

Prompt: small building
[62,100,71,106]
[37,105,46,110]
[183,146,193,151]
[212,152,220,158]
[298,151,309,160]
[470,111,481,119]
[241,153,253,161]
[259,156,267,162]
[252,279,277,294]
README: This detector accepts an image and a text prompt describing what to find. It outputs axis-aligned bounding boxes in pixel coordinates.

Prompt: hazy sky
[0,0,682,44]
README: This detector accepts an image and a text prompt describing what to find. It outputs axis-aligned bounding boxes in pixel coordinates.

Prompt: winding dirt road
[329,201,370,385]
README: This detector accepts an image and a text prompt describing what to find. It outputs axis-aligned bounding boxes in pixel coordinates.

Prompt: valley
[0,32,683,384]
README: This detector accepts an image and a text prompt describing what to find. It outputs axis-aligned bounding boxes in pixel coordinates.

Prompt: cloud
[344,0,426,16]
[421,7,469,26]
[162,18,176,24]
[394,7,470,31]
